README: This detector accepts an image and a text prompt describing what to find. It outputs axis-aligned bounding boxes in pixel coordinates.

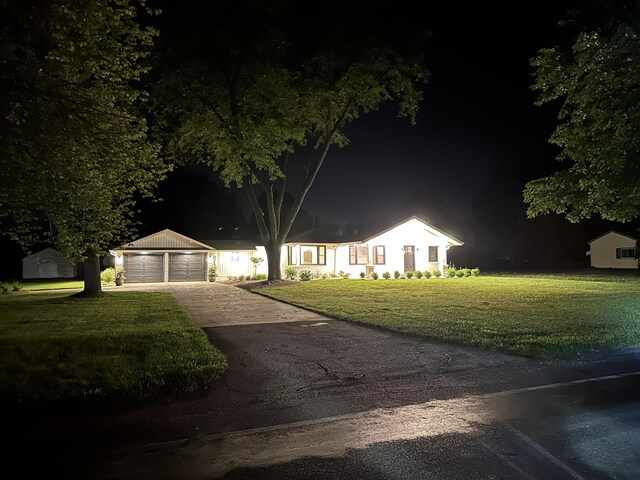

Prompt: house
[110,216,462,283]
[587,231,638,269]
[22,248,77,279]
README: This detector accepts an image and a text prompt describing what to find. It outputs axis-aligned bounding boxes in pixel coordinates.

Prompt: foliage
[208,264,218,277]
[524,17,640,222]
[338,271,351,279]
[299,270,313,281]
[115,266,126,280]
[456,269,466,278]
[424,270,432,279]
[250,256,265,266]
[383,272,391,280]
[155,5,428,280]
[285,266,298,280]
[393,271,401,279]
[359,272,366,279]
[101,268,116,284]
[415,270,423,279]
[0,281,22,296]
[432,269,442,278]
[257,275,640,357]
[371,272,379,280]
[471,268,481,277]
[0,292,227,402]
[448,266,457,278]
[0,0,166,295]
[405,271,413,279]
[252,273,267,280]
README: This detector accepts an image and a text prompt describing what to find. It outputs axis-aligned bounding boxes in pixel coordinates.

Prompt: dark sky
[135,0,635,269]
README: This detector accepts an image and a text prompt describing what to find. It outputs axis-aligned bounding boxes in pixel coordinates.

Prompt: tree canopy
[156,2,428,279]
[524,3,640,222]
[0,0,166,293]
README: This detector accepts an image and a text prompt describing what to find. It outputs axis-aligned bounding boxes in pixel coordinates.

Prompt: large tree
[524,2,640,222]
[156,3,427,279]
[0,0,166,295]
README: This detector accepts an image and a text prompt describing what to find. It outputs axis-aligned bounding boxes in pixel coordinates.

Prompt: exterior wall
[114,249,214,282]
[590,232,638,269]
[22,249,76,279]
[335,218,451,276]
[216,250,255,277]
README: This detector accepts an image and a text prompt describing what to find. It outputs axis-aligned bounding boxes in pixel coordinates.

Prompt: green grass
[0,292,227,403]
[257,276,640,357]
[21,279,84,291]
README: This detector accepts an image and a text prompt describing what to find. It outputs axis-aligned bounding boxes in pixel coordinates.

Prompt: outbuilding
[22,248,77,279]
[587,230,638,269]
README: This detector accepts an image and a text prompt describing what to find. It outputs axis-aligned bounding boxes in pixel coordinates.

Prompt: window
[429,246,438,262]
[287,246,298,265]
[616,247,636,259]
[300,245,326,265]
[373,245,385,264]
[349,245,369,265]
[231,252,239,261]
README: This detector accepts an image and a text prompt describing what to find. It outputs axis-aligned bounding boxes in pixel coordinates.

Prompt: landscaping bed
[0,292,227,403]
[256,276,640,357]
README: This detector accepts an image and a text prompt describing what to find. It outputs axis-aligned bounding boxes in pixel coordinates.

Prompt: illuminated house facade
[587,231,638,269]
[111,216,462,282]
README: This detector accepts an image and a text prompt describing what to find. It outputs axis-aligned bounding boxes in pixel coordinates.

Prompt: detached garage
[22,248,77,279]
[112,230,215,283]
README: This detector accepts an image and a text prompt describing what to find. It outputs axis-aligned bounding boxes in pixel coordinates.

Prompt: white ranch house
[110,216,463,283]
[587,230,638,269]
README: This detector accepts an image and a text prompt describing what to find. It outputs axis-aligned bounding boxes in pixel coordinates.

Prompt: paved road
[6,283,640,479]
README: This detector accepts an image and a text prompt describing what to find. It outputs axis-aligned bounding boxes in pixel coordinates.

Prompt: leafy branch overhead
[525,16,640,223]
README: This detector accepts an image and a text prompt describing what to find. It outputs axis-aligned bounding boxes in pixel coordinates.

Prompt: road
[6,307,640,479]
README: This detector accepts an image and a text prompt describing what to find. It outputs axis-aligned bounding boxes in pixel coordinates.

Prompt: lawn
[256,276,640,357]
[21,279,84,291]
[0,292,227,403]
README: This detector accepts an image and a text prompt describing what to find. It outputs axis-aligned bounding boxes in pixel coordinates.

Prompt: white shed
[22,248,77,279]
[587,231,638,269]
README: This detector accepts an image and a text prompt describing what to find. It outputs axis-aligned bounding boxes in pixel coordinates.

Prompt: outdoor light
[115,254,123,265]
[207,255,214,264]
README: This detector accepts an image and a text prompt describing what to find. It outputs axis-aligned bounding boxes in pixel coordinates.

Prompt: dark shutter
[318,246,326,265]
[616,248,622,259]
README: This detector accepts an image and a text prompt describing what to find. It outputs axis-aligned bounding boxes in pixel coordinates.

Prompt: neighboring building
[587,231,638,269]
[22,248,77,279]
[110,216,463,283]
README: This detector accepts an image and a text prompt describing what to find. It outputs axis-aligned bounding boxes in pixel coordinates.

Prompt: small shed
[587,231,638,269]
[22,248,77,279]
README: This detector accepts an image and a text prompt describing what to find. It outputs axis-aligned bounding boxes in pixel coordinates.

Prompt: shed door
[403,245,415,272]
[124,254,164,283]
[169,253,206,282]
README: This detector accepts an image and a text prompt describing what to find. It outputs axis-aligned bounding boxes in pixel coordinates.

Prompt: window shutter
[616,248,622,259]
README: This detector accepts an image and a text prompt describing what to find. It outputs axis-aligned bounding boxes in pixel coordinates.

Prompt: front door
[404,245,415,272]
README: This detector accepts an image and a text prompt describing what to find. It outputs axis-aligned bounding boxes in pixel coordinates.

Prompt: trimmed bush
[285,266,298,280]
[424,270,432,279]
[432,269,442,278]
[338,271,351,279]
[448,266,457,278]
[471,268,480,277]
[100,267,116,284]
[359,272,366,279]
[371,272,379,280]
[394,270,401,279]
[462,268,472,277]
[383,272,391,280]
[406,271,414,279]
[415,270,423,279]
[456,269,465,278]
[299,270,312,281]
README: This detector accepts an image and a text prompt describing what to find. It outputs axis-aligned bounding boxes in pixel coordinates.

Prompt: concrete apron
[164,282,330,327]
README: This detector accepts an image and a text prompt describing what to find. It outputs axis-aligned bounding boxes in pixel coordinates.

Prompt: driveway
[9,282,640,478]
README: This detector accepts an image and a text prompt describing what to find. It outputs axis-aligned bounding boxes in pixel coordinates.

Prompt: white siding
[216,250,254,277]
[589,232,638,269]
[280,245,336,276]
[125,230,208,249]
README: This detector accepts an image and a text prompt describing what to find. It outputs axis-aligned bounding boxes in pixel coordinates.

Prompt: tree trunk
[82,251,102,296]
[266,241,282,280]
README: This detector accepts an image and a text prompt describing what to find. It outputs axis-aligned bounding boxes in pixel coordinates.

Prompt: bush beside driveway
[0,292,227,403]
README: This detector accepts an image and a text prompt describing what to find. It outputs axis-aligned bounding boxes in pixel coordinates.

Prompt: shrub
[299,270,312,281]
[415,270,423,279]
[0,281,22,295]
[456,269,465,278]
[448,266,457,278]
[338,271,351,279]
[285,266,298,280]
[115,266,126,280]
[101,267,116,284]
[393,270,400,279]
[382,271,391,280]
[471,268,480,277]
[321,273,328,279]
[359,271,366,279]
[432,269,442,278]
[371,272,379,280]
[10,281,22,292]
[424,270,432,279]
[238,274,245,281]
[462,268,472,277]
[405,271,414,279]
[0,283,8,296]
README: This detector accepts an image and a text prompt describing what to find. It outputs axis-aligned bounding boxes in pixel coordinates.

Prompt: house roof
[588,230,638,244]
[286,216,464,246]
[22,247,68,262]
[116,229,213,250]
[200,239,258,250]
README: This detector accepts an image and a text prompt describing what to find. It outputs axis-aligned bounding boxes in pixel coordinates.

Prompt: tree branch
[243,177,270,242]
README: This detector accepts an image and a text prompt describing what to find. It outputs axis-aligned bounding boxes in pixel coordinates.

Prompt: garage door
[124,254,164,283]
[169,253,206,282]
